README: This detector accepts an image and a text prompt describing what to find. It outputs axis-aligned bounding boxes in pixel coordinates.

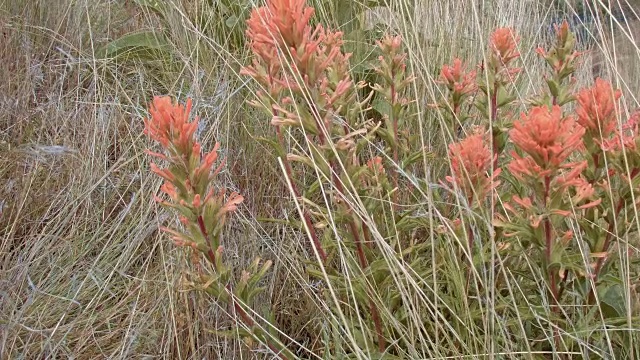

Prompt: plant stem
[490,81,501,170]
[390,80,399,212]
[589,168,639,303]
[275,125,327,262]
[543,175,559,310]
[196,211,291,359]
[542,174,562,351]
[196,215,218,267]
[333,167,387,352]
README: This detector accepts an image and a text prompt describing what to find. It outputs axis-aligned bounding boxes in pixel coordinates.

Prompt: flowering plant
[145,1,640,357]
[143,96,293,359]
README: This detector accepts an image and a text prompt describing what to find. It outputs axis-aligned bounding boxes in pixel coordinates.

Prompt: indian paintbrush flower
[509,105,584,170]
[144,96,243,252]
[439,59,477,115]
[576,78,621,139]
[490,27,520,65]
[446,130,501,205]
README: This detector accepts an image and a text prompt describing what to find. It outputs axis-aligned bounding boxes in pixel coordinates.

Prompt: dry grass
[1,0,639,358]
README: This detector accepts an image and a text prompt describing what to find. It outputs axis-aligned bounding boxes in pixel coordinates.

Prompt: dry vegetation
[1,0,639,358]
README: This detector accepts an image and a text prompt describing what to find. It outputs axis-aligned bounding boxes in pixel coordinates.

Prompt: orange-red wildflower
[367,156,385,175]
[144,96,198,154]
[440,59,477,97]
[144,96,244,251]
[375,35,410,81]
[446,131,501,203]
[490,27,520,65]
[536,21,582,76]
[601,112,640,152]
[244,0,351,88]
[510,105,584,169]
[245,0,315,58]
[575,78,621,138]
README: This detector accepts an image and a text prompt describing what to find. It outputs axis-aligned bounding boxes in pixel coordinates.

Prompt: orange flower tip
[192,143,202,156]
[556,20,570,39]
[172,238,186,247]
[271,116,299,127]
[159,226,173,233]
[510,105,585,168]
[551,209,572,217]
[444,175,455,184]
[367,156,385,174]
[160,183,178,199]
[575,78,621,136]
[529,216,543,228]
[503,203,515,213]
[145,150,168,160]
[193,194,202,208]
[577,198,602,210]
[512,195,533,209]
[230,192,244,204]
[490,27,520,62]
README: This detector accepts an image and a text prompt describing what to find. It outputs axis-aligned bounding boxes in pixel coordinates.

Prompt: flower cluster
[242,0,353,106]
[144,96,243,256]
[491,27,520,64]
[576,77,621,139]
[446,130,500,205]
[536,21,582,79]
[509,105,584,173]
[488,27,521,79]
[439,59,477,115]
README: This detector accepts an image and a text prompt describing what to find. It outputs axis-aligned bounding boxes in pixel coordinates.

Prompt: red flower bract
[576,78,621,139]
[440,58,477,96]
[245,0,315,56]
[446,131,501,203]
[490,27,520,64]
[242,0,353,101]
[144,96,198,154]
[510,105,584,169]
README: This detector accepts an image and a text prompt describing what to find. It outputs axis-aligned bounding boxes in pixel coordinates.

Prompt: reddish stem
[370,298,385,353]
[390,81,399,212]
[328,142,386,352]
[362,223,374,249]
[592,198,624,287]
[490,82,498,123]
[543,175,559,307]
[195,211,289,359]
[542,174,562,351]
[196,215,218,267]
[333,167,385,350]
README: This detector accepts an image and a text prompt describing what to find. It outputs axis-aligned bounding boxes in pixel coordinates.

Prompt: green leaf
[225,15,239,28]
[600,283,626,318]
[98,31,170,59]
[401,148,434,168]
